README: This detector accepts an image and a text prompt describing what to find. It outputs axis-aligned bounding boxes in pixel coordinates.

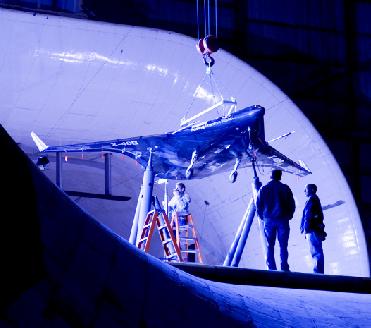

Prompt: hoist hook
[203,53,215,68]
[196,34,219,68]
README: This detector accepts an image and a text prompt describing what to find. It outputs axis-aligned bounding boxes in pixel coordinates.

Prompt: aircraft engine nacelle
[228,151,241,183]
[186,150,198,179]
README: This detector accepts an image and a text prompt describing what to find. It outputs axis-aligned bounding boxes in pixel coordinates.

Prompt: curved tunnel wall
[0,8,369,276]
[1,124,370,327]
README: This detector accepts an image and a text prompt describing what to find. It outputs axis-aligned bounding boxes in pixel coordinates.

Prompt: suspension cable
[196,0,200,40]
[198,0,218,40]
[208,70,223,103]
[207,0,211,37]
[203,0,207,37]
[215,0,218,37]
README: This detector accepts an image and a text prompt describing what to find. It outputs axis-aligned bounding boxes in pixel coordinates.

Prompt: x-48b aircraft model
[31,105,311,182]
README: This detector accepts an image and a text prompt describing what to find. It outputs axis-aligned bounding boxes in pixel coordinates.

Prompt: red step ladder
[137,210,183,262]
[171,213,203,264]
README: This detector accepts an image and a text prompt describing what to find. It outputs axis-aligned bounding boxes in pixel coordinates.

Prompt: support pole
[231,177,261,267]
[223,208,246,266]
[104,153,112,195]
[163,180,169,216]
[56,152,62,188]
[223,160,261,267]
[129,185,143,245]
[135,151,155,244]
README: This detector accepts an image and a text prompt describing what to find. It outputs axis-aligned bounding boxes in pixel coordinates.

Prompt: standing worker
[168,182,194,262]
[168,182,191,224]
[256,169,296,272]
[300,184,327,274]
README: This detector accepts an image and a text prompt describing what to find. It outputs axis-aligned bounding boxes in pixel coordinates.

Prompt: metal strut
[223,157,262,267]
[129,149,155,245]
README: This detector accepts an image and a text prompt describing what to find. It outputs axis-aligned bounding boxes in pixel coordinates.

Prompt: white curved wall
[0,8,368,276]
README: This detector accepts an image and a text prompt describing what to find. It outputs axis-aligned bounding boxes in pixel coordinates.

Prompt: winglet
[297,159,312,174]
[31,131,48,152]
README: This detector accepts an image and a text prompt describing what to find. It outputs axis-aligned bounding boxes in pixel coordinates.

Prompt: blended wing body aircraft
[31,105,311,181]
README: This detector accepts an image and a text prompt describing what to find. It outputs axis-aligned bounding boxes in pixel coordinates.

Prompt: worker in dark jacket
[300,184,326,274]
[256,169,296,271]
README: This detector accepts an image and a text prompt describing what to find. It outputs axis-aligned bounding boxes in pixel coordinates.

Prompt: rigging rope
[215,0,218,37]
[196,0,219,68]
[207,0,211,37]
[203,0,207,36]
[196,0,200,40]
[182,0,224,123]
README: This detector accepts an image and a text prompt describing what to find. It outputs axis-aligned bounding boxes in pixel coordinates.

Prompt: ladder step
[181,250,199,254]
[178,225,194,230]
[162,238,173,245]
[138,237,148,243]
[165,254,179,260]
[159,257,177,262]
[179,237,196,241]
[158,224,169,230]
[171,213,202,264]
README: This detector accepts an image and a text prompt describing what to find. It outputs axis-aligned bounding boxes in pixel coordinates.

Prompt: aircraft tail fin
[31,131,48,152]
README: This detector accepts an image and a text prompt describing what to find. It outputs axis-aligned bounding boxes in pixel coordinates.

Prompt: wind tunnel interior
[0,125,248,327]
[0,7,369,277]
[1,123,370,327]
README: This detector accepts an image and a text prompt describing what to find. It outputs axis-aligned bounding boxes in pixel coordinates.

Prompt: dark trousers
[306,232,324,274]
[263,219,290,271]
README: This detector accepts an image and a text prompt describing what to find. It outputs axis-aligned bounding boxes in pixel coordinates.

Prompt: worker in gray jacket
[256,169,296,271]
[168,182,191,225]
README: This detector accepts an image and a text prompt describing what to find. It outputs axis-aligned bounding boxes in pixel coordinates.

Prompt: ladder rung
[165,254,179,260]
[138,237,148,243]
[159,257,178,262]
[162,238,173,245]
[181,250,198,254]
[178,225,194,230]
[158,224,169,230]
[179,237,196,241]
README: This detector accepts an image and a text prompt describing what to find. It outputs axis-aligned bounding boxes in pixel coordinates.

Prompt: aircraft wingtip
[31,131,48,152]
[297,159,312,175]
